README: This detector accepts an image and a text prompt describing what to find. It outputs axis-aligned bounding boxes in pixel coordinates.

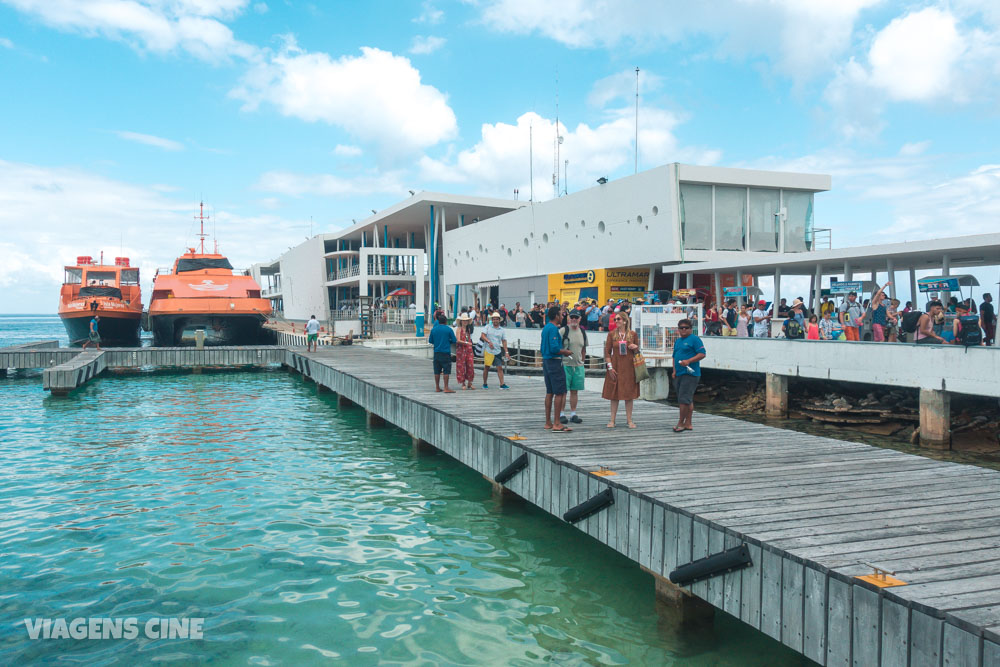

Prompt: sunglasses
[614,317,624,322]
[678,325,691,330]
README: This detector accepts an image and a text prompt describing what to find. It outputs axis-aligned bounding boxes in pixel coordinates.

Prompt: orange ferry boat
[58,256,142,346]
[147,204,271,346]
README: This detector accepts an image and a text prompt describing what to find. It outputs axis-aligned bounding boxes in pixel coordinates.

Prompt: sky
[1,0,999,312]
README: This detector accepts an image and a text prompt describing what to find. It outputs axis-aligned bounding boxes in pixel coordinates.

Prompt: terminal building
[252,161,999,334]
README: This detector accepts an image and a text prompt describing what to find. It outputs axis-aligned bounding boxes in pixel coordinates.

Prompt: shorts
[542,358,567,395]
[564,365,585,391]
[307,333,318,343]
[433,352,452,375]
[674,374,700,405]
[485,352,505,368]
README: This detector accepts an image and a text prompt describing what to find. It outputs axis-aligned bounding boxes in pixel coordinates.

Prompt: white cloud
[587,68,662,108]
[232,42,457,156]
[0,37,13,48]
[899,141,931,157]
[114,130,185,151]
[1,0,256,61]
[252,2,267,13]
[0,157,307,312]
[332,144,362,157]
[868,8,964,102]
[419,108,720,200]
[477,0,880,81]
[255,169,405,197]
[409,35,445,55]
[413,1,443,25]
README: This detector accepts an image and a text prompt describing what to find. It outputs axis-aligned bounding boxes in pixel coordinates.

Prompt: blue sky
[1,0,999,312]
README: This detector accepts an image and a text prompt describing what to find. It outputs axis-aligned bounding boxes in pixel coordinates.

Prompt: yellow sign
[673,289,698,298]
[548,267,649,305]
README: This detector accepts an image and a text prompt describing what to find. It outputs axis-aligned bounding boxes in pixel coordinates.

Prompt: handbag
[483,351,495,367]
[632,345,650,383]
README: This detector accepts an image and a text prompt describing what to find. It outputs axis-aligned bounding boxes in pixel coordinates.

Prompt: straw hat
[456,312,471,321]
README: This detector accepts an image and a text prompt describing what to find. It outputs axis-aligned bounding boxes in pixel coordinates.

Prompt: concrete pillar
[713,271,722,310]
[843,261,852,281]
[919,389,951,449]
[640,366,672,401]
[773,267,781,314]
[337,394,353,408]
[765,372,788,418]
[484,475,517,499]
[642,566,715,625]
[886,259,896,300]
[410,434,435,454]
[942,254,951,303]
[813,264,823,315]
[366,410,385,427]
[909,268,918,308]
[685,273,693,303]
[735,270,744,307]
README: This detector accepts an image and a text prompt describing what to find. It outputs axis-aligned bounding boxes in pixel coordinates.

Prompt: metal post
[886,259,896,300]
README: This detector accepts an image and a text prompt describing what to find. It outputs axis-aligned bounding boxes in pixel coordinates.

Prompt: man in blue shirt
[428,312,457,393]
[540,306,573,431]
[82,314,101,350]
[672,318,706,432]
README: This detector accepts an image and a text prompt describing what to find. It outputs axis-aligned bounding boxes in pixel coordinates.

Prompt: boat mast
[194,202,210,254]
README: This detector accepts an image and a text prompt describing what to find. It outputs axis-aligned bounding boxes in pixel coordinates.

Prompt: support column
[773,267,781,315]
[735,270,743,307]
[909,268,918,308]
[844,261,852,282]
[919,389,951,449]
[415,249,426,337]
[410,434,436,454]
[886,259,896,300]
[813,264,823,314]
[713,271,722,309]
[942,254,951,304]
[337,394,353,408]
[765,372,788,418]
[685,273,693,303]
[366,410,385,427]
[642,566,715,625]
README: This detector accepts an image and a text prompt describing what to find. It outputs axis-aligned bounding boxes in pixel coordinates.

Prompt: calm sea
[0,316,805,664]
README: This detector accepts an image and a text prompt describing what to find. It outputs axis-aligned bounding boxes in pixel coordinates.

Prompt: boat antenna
[194,201,210,254]
[635,66,640,174]
[213,205,218,254]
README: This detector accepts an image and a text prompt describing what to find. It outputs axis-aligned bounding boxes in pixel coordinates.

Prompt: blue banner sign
[829,280,863,294]
[917,277,960,293]
[723,286,747,297]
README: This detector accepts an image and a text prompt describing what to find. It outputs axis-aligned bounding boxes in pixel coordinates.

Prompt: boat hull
[150,313,267,346]
[61,312,141,347]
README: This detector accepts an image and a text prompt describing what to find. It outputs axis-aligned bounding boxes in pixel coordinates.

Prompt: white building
[443,163,831,310]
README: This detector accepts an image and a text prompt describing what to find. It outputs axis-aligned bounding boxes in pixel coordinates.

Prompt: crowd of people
[426,304,707,433]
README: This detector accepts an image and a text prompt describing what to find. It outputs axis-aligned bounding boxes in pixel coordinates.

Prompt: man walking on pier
[541,306,573,432]
[428,312,457,393]
[82,314,101,350]
[305,315,320,352]
[672,318,706,432]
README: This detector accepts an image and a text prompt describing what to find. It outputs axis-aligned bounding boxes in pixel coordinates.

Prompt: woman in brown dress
[602,311,640,428]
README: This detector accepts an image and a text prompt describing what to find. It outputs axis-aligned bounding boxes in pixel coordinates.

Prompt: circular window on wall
[652,206,659,215]
[597,221,606,233]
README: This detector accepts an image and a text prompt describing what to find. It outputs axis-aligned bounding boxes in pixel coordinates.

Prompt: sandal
[672,426,685,433]
[552,426,573,433]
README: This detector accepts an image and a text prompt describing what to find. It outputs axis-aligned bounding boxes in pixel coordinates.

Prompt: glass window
[714,186,746,251]
[679,183,712,250]
[749,188,779,252]
[783,191,813,253]
[120,268,139,285]
[84,270,117,285]
[65,268,82,284]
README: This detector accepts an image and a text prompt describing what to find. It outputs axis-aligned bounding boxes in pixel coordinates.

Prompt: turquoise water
[1,320,806,665]
[0,313,153,348]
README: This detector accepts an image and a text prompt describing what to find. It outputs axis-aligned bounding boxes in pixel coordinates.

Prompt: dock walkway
[291,346,1000,667]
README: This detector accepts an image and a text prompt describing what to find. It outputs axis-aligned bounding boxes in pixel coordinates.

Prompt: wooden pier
[5,340,1000,664]
[286,346,1000,667]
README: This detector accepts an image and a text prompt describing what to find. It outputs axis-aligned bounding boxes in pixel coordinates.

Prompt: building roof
[665,233,1000,276]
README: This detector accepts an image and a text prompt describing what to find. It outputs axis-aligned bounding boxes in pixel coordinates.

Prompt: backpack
[784,318,804,339]
[559,325,588,350]
[956,315,983,346]
[724,307,737,328]
[900,311,923,334]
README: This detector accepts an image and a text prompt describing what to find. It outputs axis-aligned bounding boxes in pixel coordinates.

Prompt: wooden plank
[781,557,804,654]
[707,527,726,610]
[803,566,828,664]
[852,584,881,667]
[942,623,980,667]
[691,520,710,601]
[760,548,783,641]
[826,578,853,667]
[910,609,944,667]
[881,599,910,667]
[741,542,763,629]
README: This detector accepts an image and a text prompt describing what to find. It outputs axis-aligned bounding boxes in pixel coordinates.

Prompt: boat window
[120,268,140,285]
[79,286,123,299]
[176,258,233,272]
[65,268,83,284]
[84,270,117,285]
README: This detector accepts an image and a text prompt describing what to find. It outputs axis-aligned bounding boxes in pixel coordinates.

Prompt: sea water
[0,318,806,665]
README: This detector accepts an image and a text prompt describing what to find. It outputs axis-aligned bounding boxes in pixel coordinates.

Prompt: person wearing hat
[839,291,864,341]
[454,312,476,389]
[751,299,770,338]
[559,309,588,424]
[480,312,510,389]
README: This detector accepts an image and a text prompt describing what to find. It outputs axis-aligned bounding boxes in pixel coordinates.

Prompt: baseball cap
[567,310,581,319]
[758,299,766,305]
